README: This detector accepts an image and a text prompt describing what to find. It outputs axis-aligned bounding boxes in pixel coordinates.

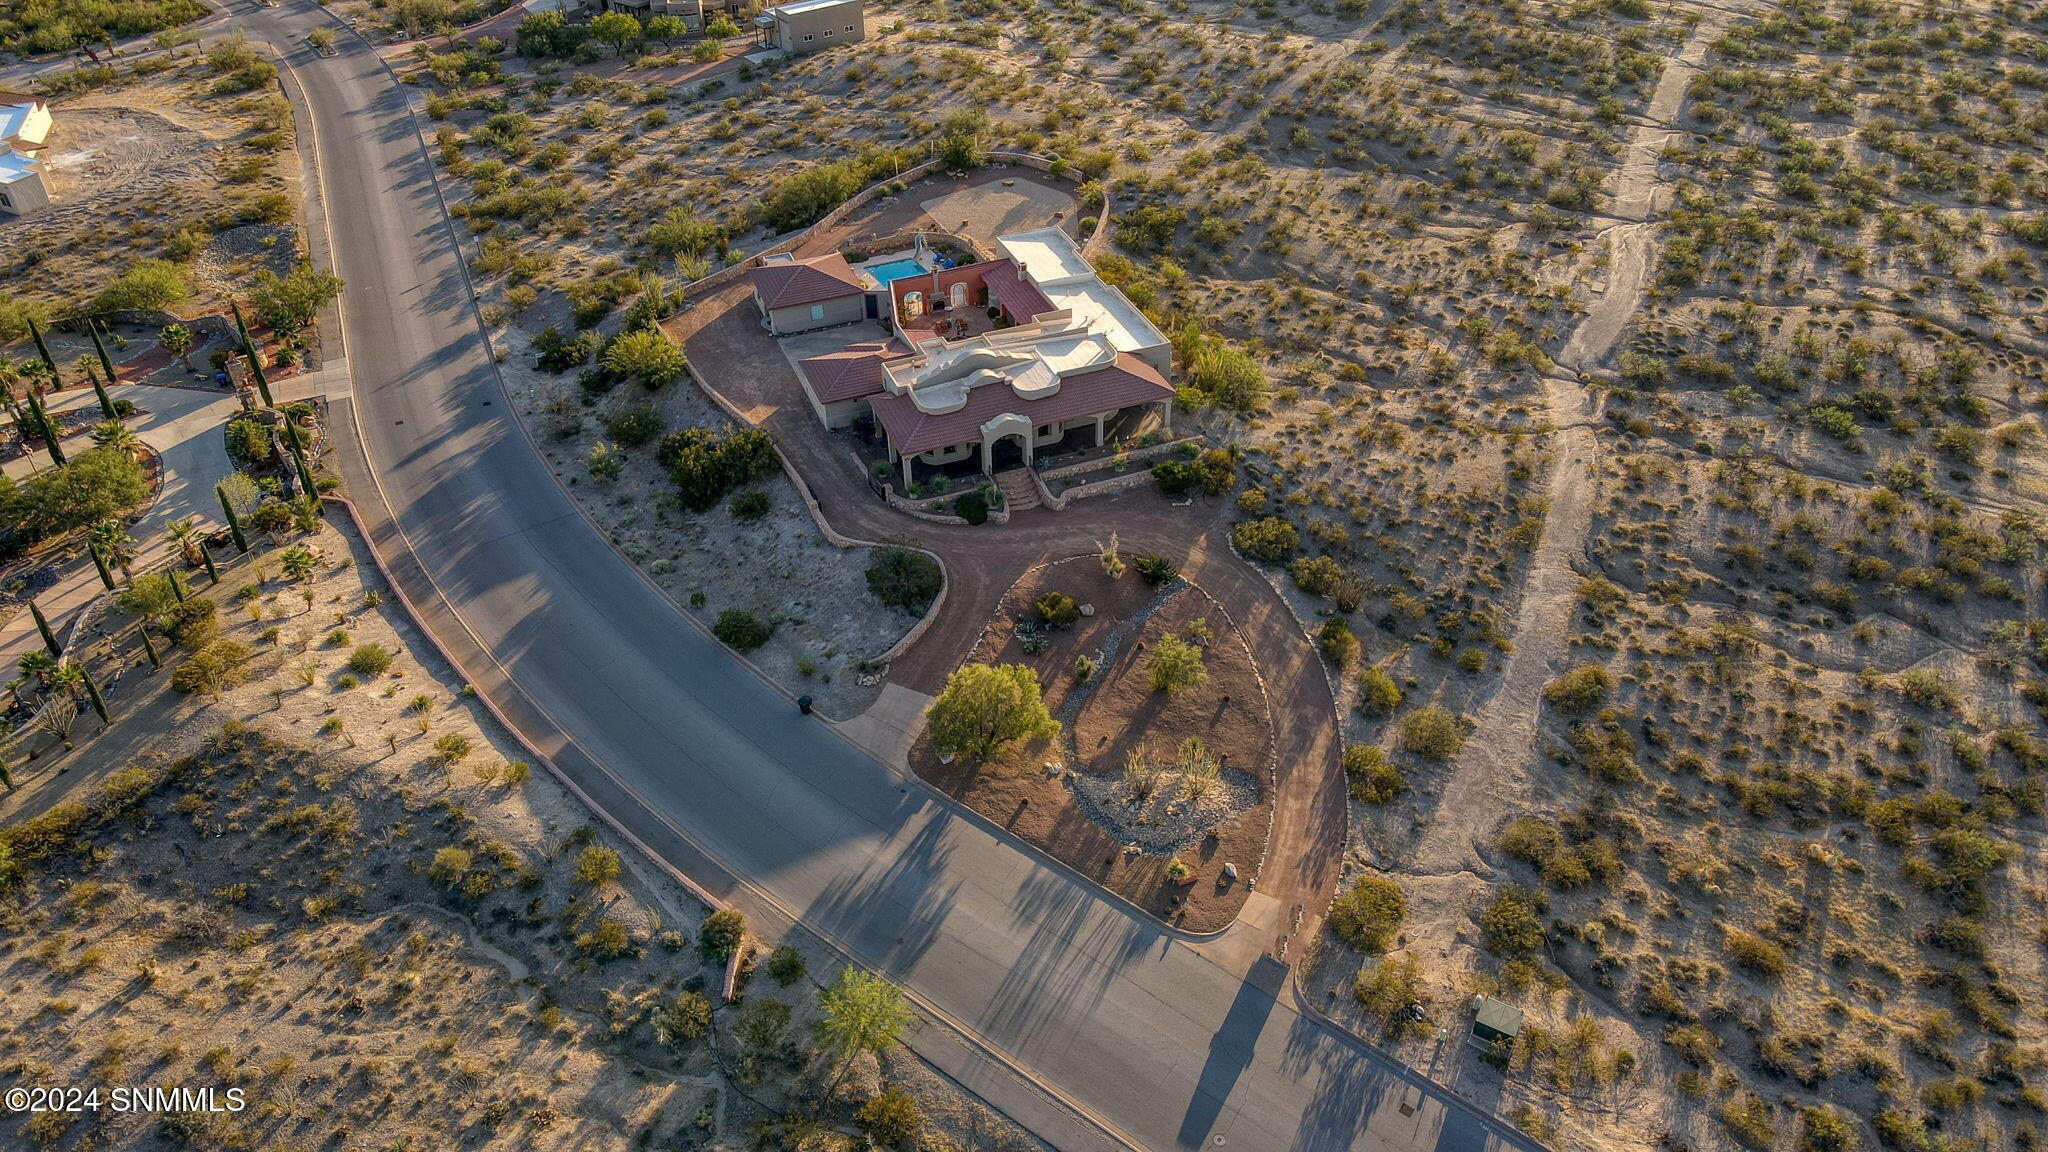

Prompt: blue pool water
[864,258,928,285]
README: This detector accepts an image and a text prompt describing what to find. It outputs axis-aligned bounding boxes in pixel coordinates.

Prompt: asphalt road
[228,4,1529,1149]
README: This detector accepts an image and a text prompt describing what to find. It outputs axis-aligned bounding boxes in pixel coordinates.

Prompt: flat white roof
[769,0,859,15]
[1039,281,1166,357]
[999,227,1095,285]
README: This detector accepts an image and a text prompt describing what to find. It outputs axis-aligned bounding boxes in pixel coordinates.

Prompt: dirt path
[1403,13,1735,896]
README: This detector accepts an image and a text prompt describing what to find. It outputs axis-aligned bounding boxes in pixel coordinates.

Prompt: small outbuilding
[756,0,865,55]
[747,251,866,335]
[1470,995,1524,1046]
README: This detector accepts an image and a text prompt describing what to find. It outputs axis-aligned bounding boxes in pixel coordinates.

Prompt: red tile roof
[748,252,864,310]
[797,339,905,404]
[869,353,1173,457]
[982,260,1054,323]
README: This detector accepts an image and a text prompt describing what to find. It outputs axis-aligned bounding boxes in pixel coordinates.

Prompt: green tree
[589,10,643,55]
[645,207,720,259]
[925,663,1058,764]
[251,264,345,335]
[816,967,915,1097]
[703,13,741,37]
[655,990,713,1048]
[1147,633,1208,694]
[601,327,687,388]
[700,907,747,962]
[934,108,987,170]
[1478,884,1544,956]
[712,609,771,651]
[645,13,685,44]
[1343,745,1404,804]
[1329,876,1406,954]
[1358,668,1403,716]
[760,159,864,232]
[90,420,139,457]
[16,449,147,541]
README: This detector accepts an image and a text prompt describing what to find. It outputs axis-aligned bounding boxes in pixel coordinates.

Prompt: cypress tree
[169,568,187,604]
[88,544,115,590]
[88,323,119,419]
[287,434,320,503]
[30,601,60,655]
[199,538,220,584]
[28,316,62,389]
[25,391,64,465]
[217,482,249,552]
[232,302,275,407]
[0,754,11,792]
[139,624,161,669]
[81,668,109,724]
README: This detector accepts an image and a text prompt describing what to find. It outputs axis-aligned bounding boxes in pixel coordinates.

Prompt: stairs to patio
[994,468,1041,513]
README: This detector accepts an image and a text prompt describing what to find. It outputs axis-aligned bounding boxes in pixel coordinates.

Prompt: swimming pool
[863,258,928,286]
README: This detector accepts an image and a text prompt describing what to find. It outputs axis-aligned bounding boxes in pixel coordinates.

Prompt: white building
[0,90,52,217]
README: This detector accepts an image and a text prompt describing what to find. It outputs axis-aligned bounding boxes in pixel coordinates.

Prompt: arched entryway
[986,432,1029,473]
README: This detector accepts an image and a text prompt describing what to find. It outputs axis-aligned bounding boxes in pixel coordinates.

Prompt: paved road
[229,4,1529,1149]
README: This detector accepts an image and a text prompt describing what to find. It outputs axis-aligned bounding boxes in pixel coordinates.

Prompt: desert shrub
[1151,449,1235,496]
[1543,665,1612,715]
[1033,591,1080,627]
[1318,618,1359,667]
[1354,954,1427,1035]
[1399,706,1466,760]
[3,448,150,545]
[167,598,219,649]
[427,847,472,890]
[1663,1023,1720,1067]
[1497,817,1562,867]
[169,640,250,696]
[1329,876,1406,953]
[1358,668,1403,715]
[601,328,687,389]
[347,643,394,676]
[90,259,188,315]
[533,326,599,373]
[1722,926,1789,980]
[661,427,778,512]
[728,489,771,519]
[1799,1105,1857,1152]
[700,908,747,962]
[1721,1093,1776,1151]
[866,547,942,612]
[1231,516,1297,563]
[1147,634,1208,694]
[855,1089,922,1147]
[760,159,865,232]
[712,609,771,651]
[953,489,989,524]
[655,991,713,1048]
[576,916,631,958]
[765,945,806,986]
[1133,552,1179,584]
[1290,554,1344,598]
[1569,710,1640,782]
[1479,885,1544,956]
[1344,745,1403,804]
[574,845,622,887]
[605,405,662,447]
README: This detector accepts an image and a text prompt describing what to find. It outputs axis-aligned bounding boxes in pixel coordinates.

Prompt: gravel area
[496,319,912,718]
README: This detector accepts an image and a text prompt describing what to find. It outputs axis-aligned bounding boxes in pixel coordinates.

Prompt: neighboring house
[0,90,52,218]
[748,251,867,335]
[757,0,864,54]
[793,227,1176,483]
[588,0,746,30]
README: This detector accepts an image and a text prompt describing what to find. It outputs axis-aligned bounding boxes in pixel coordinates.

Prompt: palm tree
[0,357,25,424]
[91,420,141,460]
[160,323,195,371]
[89,520,138,580]
[48,664,84,701]
[280,546,316,582]
[167,519,203,568]
[18,650,57,687]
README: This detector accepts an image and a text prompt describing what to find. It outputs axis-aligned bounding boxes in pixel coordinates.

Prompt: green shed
[1471,995,1524,1045]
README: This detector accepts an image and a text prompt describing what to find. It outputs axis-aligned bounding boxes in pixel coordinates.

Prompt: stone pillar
[900,450,913,489]
[1159,399,1172,432]
[1094,413,1107,447]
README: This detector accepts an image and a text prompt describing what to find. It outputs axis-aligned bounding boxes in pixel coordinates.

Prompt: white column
[1094,413,1106,447]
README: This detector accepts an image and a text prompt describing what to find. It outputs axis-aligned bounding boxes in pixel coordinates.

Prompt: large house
[0,90,52,218]
[790,227,1175,483]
